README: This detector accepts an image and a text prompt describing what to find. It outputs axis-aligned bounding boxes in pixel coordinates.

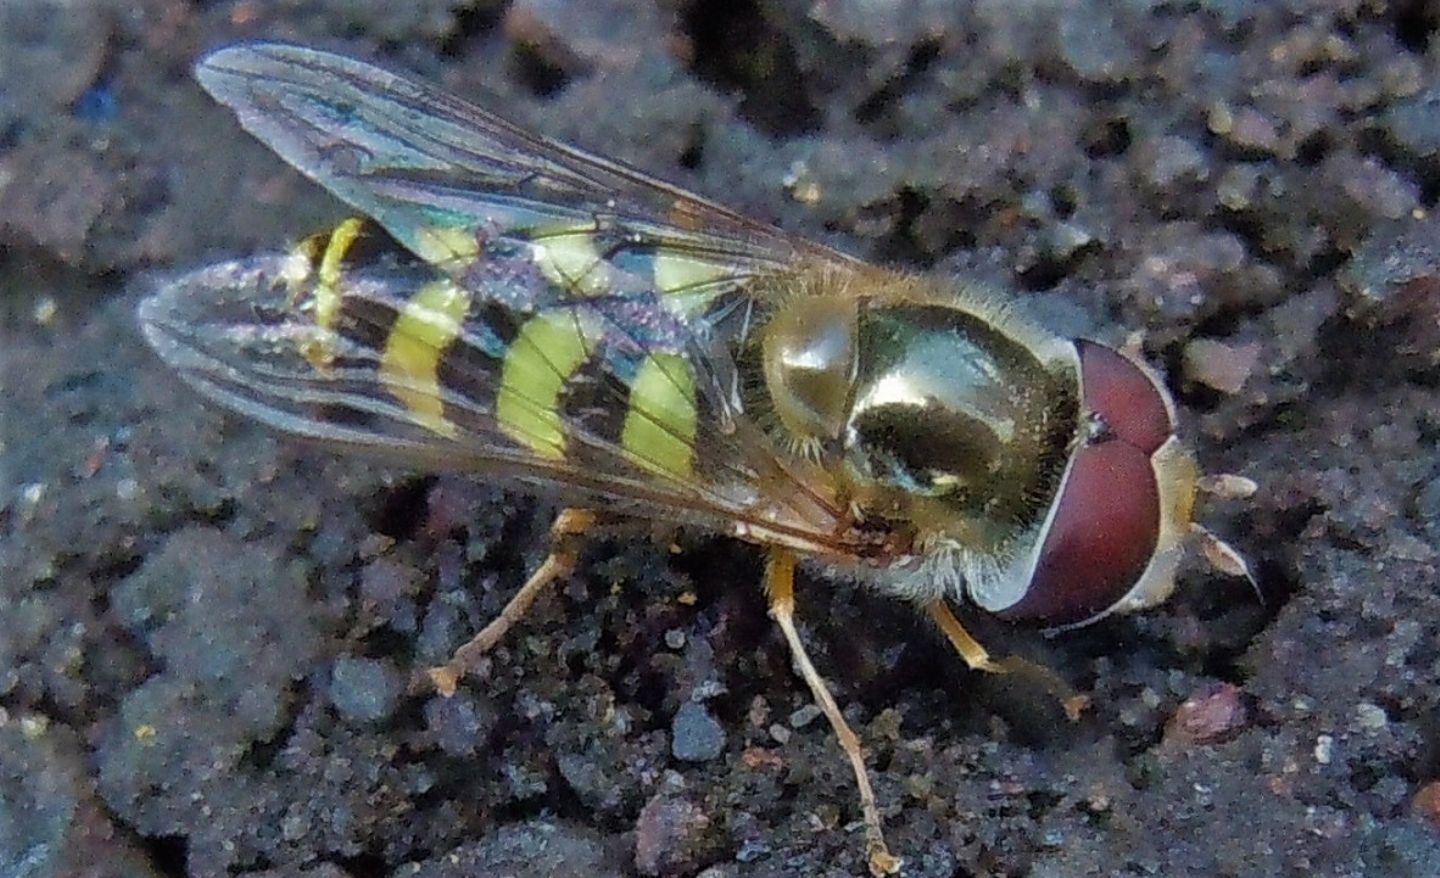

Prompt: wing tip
[194,41,324,102]
[137,256,292,350]
[195,42,262,103]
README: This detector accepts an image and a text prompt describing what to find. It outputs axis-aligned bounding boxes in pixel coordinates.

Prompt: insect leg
[925,601,1089,721]
[425,507,596,696]
[764,549,902,877]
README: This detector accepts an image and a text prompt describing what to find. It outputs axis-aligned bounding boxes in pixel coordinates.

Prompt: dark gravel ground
[3,1,1440,876]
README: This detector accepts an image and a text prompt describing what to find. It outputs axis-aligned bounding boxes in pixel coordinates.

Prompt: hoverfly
[139,43,1254,875]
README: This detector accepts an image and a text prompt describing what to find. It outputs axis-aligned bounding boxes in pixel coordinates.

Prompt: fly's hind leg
[765,549,902,877]
[926,600,1089,721]
[424,507,595,696]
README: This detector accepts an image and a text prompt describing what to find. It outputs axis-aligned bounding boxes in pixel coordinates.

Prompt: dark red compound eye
[1073,340,1173,453]
[999,341,1175,626]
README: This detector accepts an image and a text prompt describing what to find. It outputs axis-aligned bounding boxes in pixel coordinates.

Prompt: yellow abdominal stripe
[396,220,702,472]
[622,352,697,478]
[652,250,733,315]
[379,279,472,437]
[314,217,367,331]
[497,314,698,478]
[411,225,481,270]
[497,312,597,458]
[531,225,609,296]
[412,221,605,294]
[282,218,367,369]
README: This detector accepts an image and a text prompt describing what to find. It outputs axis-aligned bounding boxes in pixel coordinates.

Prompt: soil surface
[3,2,1440,877]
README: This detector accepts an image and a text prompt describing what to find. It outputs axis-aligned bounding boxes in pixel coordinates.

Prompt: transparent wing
[139,255,858,557]
[193,42,858,303]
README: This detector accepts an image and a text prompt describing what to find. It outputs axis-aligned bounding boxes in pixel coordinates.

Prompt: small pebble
[280,811,307,842]
[789,704,822,728]
[1383,88,1440,158]
[329,657,404,724]
[1412,782,1440,830]
[671,701,725,763]
[1355,702,1389,733]
[1057,5,1137,83]
[1140,135,1207,189]
[634,790,715,876]
[425,692,498,757]
[32,295,58,326]
[1225,107,1281,155]
[1162,683,1248,748]
[1182,338,1260,394]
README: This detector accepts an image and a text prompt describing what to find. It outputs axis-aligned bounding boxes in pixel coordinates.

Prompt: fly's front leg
[926,600,1089,721]
[765,549,902,877]
[424,507,596,696]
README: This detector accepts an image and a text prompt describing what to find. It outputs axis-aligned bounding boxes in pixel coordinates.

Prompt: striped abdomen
[291,225,718,483]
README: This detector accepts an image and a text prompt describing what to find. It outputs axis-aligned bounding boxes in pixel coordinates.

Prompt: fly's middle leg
[423,507,595,696]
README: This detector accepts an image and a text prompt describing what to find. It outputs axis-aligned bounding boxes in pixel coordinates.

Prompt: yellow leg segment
[926,601,1089,721]
[765,550,902,877]
[425,508,595,696]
